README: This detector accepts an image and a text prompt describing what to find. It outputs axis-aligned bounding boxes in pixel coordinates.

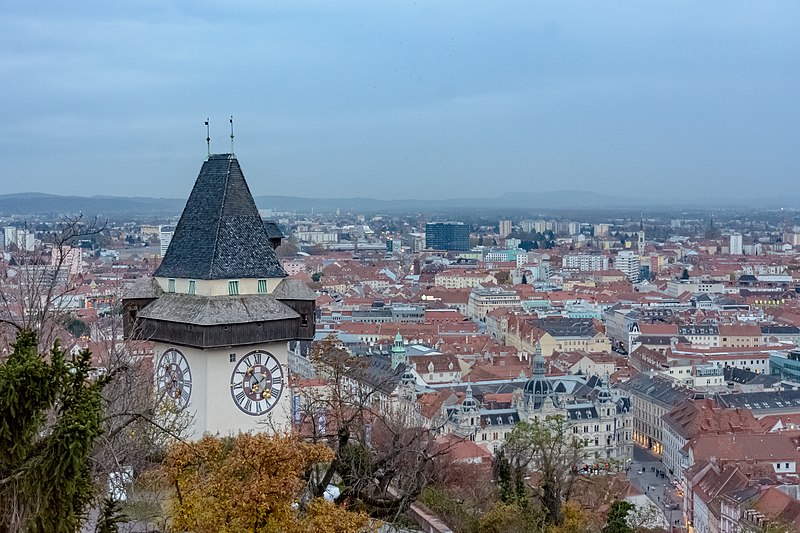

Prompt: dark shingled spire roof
[155,154,287,280]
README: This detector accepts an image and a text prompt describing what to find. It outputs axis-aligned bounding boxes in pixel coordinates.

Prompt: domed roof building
[521,345,560,410]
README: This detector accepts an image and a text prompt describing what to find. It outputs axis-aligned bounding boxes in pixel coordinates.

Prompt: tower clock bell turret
[123,153,315,438]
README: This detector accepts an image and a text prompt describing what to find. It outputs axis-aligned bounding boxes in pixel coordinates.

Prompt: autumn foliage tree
[162,433,371,533]
[498,415,584,526]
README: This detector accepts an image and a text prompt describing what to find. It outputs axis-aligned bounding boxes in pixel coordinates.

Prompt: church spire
[637,213,646,256]
[391,331,406,370]
[532,341,545,376]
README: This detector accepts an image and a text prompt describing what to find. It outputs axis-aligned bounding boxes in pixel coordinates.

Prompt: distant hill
[251,190,637,212]
[0,190,795,217]
[0,194,185,217]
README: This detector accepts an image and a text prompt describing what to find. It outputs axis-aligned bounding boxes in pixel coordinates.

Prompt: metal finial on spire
[205,118,211,158]
[229,115,235,155]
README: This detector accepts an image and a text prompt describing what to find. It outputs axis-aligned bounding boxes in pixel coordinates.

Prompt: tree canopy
[499,415,584,525]
[162,433,371,533]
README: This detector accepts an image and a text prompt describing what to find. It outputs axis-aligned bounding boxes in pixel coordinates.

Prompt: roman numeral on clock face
[158,349,192,410]
[231,351,284,415]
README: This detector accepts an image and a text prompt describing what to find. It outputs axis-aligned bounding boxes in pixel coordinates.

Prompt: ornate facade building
[446,346,634,469]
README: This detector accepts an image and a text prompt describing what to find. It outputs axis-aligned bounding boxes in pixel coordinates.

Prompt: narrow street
[628,446,685,531]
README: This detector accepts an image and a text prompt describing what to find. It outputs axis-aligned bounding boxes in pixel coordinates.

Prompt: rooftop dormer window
[257,279,267,294]
[228,280,240,295]
[168,278,176,293]
[188,280,196,295]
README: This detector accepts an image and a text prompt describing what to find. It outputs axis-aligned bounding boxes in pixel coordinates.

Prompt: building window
[301,313,309,327]
[168,278,175,293]
[229,353,236,362]
[188,280,196,295]
[228,280,239,295]
[257,279,267,293]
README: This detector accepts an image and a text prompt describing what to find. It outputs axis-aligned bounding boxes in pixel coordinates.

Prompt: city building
[159,225,175,257]
[768,349,800,381]
[614,250,641,282]
[467,285,522,319]
[619,373,693,456]
[513,349,633,464]
[660,398,763,482]
[435,270,496,289]
[562,254,609,272]
[425,222,470,251]
[730,232,743,255]
[499,219,512,238]
[446,348,633,466]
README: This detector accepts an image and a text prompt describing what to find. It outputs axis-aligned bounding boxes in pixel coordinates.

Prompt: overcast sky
[1,1,798,201]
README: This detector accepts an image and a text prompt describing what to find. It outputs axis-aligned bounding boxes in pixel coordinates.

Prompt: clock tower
[123,153,315,438]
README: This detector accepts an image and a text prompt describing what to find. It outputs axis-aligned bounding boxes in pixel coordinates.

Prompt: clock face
[156,348,192,409]
[230,350,285,416]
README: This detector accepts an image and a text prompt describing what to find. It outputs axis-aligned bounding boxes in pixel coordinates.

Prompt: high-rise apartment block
[499,220,512,238]
[730,232,743,255]
[594,223,611,237]
[563,254,609,272]
[2,227,35,251]
[159,225,175,257]
[615,250,640,282]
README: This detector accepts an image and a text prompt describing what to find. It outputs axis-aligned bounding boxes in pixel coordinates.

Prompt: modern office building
[425,222,470,251]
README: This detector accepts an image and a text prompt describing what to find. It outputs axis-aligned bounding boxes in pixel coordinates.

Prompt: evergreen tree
[603,500,635,533]
[0,330,111,532]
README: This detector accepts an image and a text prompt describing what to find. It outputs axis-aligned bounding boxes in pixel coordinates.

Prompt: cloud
[0,1,798,200]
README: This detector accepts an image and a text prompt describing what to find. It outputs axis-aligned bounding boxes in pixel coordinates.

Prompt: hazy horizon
[2,2,799,201]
